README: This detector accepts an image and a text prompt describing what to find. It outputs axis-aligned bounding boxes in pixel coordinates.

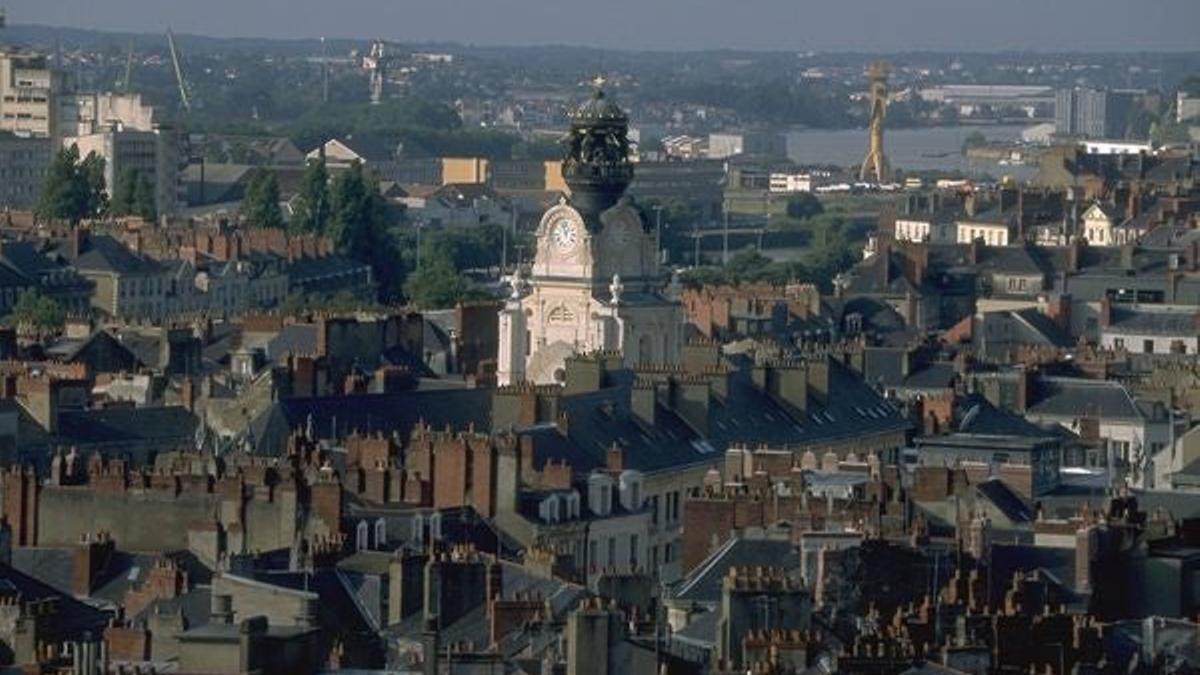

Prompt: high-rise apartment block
[1055,87,1140,139]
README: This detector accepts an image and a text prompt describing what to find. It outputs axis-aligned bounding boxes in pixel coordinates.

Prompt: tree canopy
[242,168,285,229]
[110,169,158,222]
[8,290,66,334]
[36,145,109,224]
[784,193,825,221]
[291,156,331,235]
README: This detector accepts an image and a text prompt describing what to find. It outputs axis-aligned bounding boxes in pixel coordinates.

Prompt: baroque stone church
[497,84,684,385]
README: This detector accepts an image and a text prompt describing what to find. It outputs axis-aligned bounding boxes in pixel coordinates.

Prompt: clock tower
[497,83,684,385]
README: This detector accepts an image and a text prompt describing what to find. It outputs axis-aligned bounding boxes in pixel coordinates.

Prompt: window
[630,535,639,568]
[589,540,597,567]
[1113,338,1125,350]
[1143,339,1154,354]
[650,546,659,569]
[607,537,616,568]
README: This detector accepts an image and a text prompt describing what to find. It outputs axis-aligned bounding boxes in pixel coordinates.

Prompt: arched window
[355,521,369,551]
[374,518,386,548]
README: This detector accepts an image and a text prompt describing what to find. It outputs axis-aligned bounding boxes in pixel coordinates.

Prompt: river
[786,124,1038,181]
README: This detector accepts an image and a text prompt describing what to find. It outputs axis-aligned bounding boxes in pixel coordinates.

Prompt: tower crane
[166,28,192,113]
[120,40,135,93]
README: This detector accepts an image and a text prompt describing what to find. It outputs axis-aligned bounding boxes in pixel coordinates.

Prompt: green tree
[8,290,65,333]
[291,156,331,235]
[403,255,479,310]
[35,146,113,223]
[961,130,988,155]
[242,168,284,229]
[109,168,138,217]
[132,173,158,222]
[329,161,404,298]
[785,193,825,221]
[80,152,108,217]
[35,145,87,223]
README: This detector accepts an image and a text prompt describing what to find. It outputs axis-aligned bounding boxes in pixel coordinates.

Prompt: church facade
[497,86,684,385]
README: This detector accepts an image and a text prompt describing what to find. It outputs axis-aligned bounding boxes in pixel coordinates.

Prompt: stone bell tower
[497,80,683,386]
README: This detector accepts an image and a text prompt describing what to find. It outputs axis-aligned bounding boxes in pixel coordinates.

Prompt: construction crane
[120,40,135,93]
[166,28,192,113]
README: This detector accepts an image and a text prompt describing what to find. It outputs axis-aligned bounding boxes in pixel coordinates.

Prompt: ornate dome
[561,80,634,219]
[570,88,628,125]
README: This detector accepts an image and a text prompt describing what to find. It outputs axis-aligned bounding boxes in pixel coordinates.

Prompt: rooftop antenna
[166,27,192,113]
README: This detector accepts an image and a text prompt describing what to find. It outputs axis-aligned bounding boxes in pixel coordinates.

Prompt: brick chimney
[877,240,892,288]
[1067,237,1083,273]
[73,532,115,597]
[1098,295,1112,329]
[1127,186,1142,220]
[69,227,88,260]
[1016,188,1025,242]
[181,376,196,412]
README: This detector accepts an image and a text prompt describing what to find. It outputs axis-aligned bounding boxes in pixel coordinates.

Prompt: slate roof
[343,504,523,559]
[331,134,400,162]
[1107,306,1198,336]
[524,360,908,477]
[136,586,213,629]
[264,324,318,362]
[673,537,798,604]
[955,394,1065,438]
[1028,377,1142,421]
[975,479,1035,524]
[899,362,958,391]
[0,259,33,289]
[251,387,493,455]
[385,559,585,646]
[0,562,111,641]
[286,254,372,290]
[55,406,199,445]
[862,347,908,388]
[72,234,165,276]
[0,239,61,277]
[1010,308,1072,347]
[988,543,1079,604]
[255,569,377,636]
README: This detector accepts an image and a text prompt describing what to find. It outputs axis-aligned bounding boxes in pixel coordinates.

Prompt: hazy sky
[8,0,1200,52]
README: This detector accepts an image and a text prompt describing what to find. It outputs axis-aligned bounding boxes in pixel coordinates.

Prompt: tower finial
[591,74,607,91]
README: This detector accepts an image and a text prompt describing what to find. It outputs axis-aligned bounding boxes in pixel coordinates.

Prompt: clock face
[552,220,579,251]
